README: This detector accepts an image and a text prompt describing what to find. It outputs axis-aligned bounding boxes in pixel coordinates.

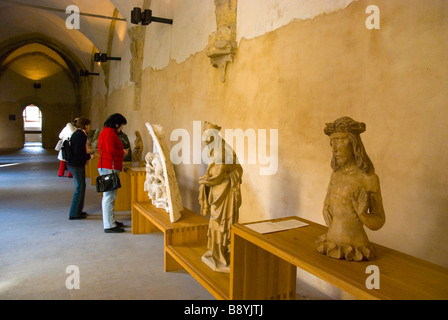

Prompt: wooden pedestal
[114,164,145,211]
[231,232,296,300]
[89,152,99,186]
[132,202,209,273]
[123,166,147,203]
[94,164,146,212]
[166,243,230,300]
[232,217,448,300]
[129,208,448,300]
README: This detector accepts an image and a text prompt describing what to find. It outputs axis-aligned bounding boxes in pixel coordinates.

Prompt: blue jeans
[68,166,86,218]
[98,168,120,229]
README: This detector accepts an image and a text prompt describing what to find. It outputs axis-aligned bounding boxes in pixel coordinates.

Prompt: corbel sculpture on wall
[207,0,238,82]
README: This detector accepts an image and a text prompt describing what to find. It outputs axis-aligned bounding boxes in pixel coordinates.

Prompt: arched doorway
[22,104,42,146]
[0,38,85,149]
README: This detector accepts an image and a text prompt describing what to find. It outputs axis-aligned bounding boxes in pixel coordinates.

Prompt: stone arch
[18,96,50,119]
[16,97,50,148]
[0,33,92,114]
[0,35,89,149]
[0,33,85,76]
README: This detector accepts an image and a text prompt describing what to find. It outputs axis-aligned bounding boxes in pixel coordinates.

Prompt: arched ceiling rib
[4,43,68,68]
[3,51,69,81]
[0,0,128,71]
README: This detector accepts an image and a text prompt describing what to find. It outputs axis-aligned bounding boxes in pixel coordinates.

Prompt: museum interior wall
[104,0,448,267]
[0,0,447,298]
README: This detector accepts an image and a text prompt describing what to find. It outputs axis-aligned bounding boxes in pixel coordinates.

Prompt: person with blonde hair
[57,120,76,177]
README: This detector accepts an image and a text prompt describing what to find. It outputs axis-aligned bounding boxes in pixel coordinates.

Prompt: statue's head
[325,117,374,174]
[203,121,222,145]
[202,121,238,165]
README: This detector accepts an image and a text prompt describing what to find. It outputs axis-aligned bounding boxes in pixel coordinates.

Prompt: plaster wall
[94,0,448,297]
[108,19,133,93]
[236,0,356,41]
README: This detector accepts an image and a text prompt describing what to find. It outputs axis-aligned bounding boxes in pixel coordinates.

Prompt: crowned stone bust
[315,117,386,261]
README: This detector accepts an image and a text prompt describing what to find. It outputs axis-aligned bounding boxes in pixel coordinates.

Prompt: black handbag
[96,147,121,193]
[96,172,121,192]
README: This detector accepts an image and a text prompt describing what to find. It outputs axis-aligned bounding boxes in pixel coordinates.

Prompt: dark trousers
[68,166,86,218]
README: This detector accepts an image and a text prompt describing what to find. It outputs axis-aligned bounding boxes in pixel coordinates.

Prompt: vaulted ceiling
[0,0,143,79]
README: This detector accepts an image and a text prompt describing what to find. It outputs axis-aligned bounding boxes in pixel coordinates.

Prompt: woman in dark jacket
[97,113,128,233]
[67,117,94,220]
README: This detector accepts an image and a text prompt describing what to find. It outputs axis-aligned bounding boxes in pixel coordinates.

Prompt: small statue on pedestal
[315,117,386,261]
[132,130,144,166]
[118,131,132,162]
[90,129,100,151]
[199,121,243,273]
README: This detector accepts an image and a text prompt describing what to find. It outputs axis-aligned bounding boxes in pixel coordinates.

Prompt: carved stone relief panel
[144,123,183,223]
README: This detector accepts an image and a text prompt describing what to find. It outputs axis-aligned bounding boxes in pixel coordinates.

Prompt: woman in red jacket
[98,113,129,233]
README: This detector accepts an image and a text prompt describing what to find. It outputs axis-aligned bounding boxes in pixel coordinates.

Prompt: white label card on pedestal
[245,219,308,234]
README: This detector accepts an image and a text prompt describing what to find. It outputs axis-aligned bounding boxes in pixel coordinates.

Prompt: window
[23,105,42,125]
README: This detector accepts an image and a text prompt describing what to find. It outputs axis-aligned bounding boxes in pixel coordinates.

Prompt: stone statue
[144,123,183,223]
[315,117,385,261]
[90,129,101,151]
[132,130,144,165]
[87,129,96,149]
[199,121,243,273]
[118,131,132,162]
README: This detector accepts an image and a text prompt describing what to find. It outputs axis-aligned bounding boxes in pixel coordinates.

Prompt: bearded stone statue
[315,117,386,261]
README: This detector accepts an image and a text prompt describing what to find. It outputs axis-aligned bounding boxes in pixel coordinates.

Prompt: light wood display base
[114,165,146,211]
[89,152,99,186]
[231,233,296,300]
[114,168,131,211]
[131,204,448,300]
[166,244,230,300]
[93,163,146,212]
[131,203,295,300]
[132,202,209,274]
[124,166,147,203]
[85,160,90,178]
[232,216,448,300]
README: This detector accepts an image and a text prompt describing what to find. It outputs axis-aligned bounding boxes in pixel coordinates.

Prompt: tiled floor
[0,146,214,300]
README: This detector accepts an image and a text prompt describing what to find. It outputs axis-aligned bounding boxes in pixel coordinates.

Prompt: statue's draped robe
[199,163,242,269]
